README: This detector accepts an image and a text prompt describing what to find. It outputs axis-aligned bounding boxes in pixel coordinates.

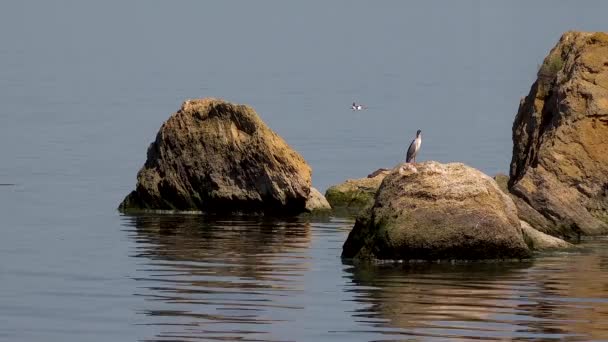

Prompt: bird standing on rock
[406,129,422,163]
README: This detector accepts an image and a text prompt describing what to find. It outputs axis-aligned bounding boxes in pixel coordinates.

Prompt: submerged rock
[120,98,327,215]
[325,169,390,210]
[342,162,531,261]
[510,31,608,236]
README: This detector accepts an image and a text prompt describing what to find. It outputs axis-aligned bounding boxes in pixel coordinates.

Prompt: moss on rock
[325,169,390,211]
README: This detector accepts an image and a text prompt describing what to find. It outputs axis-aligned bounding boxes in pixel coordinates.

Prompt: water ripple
[121,214,608,341]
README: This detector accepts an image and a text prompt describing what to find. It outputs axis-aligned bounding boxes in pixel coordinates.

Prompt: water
[122,217,608,341]
[1,1,608,341]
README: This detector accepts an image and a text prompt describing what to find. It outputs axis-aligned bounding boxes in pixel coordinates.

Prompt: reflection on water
[123,214,317,342]
[123,215,608,341]
[345,241,608,341]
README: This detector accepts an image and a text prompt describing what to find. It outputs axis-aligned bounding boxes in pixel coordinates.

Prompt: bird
[351,102,367,111]
[406,129,422,163]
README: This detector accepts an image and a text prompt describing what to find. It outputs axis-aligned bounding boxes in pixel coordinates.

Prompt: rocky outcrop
[120,98,328,214]
[325,169,390,210]
[509,31,608,236]
[342,162,531,261]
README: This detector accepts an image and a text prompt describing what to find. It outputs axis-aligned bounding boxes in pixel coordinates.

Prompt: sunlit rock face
[120,98,328,215]
[510,31,608,237]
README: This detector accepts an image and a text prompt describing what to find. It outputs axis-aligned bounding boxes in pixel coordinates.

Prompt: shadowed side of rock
[120,98,327,215]
[496,174,573,249]
[494,174,557,236]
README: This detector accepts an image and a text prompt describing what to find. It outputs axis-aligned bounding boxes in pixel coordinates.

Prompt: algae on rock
[325,169,390,211]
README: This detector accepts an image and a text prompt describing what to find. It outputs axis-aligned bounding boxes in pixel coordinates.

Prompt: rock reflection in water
[345,244,608,341]
[122,214,313,342]
[121,214,608,342]
[523,249,608,341]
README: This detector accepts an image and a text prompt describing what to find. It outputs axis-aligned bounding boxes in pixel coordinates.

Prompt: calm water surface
[128,216,608,341]
[2,1,608,341]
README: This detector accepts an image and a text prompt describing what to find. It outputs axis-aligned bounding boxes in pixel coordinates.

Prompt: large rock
[120,98,327,214]
[325,168,390,210]
[342,162,531,261]
[510,31,608,236]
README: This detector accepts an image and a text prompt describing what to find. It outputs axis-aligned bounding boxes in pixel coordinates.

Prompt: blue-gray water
[1,1,608,341]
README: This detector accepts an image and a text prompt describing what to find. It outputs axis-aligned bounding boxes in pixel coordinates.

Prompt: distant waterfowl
[351,102,367,111]
[406,129,422,163]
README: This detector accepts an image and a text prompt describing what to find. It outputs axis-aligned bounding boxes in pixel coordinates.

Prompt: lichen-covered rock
[119,98,319,215]
[510,31,608,236]
[520,221,573,251]
[325,169,390,210]
[342,162,531,261]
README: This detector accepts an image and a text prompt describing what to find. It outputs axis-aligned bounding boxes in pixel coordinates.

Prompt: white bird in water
[406,129,422,163]
[351,102,367,111]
